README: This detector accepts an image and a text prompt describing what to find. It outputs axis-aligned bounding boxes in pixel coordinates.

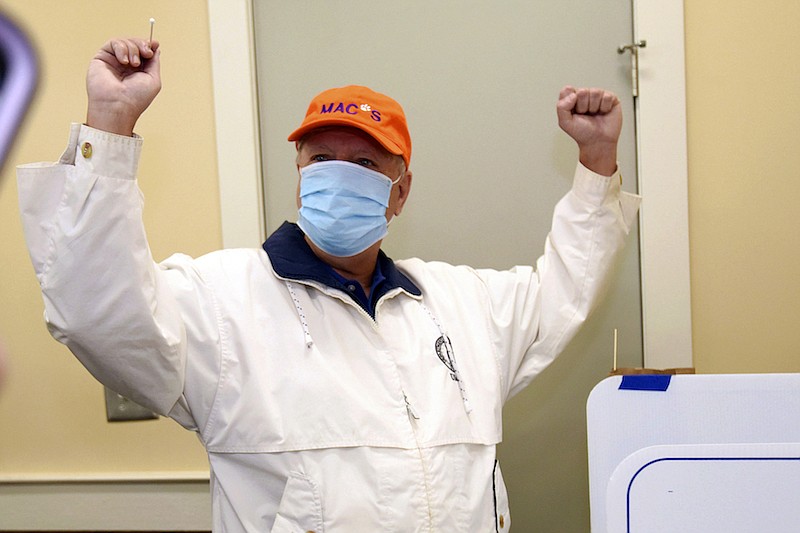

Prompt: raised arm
[17,38,211,425]
[492,87,639,399]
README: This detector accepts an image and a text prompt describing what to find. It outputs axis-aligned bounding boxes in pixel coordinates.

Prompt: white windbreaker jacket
[18,125,640,532]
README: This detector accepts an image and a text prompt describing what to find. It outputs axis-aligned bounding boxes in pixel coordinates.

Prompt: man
[18,38,639,531]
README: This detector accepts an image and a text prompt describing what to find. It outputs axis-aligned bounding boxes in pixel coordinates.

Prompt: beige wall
[0,2,217,475]
[685,0,800,374]
[1,0,798,482]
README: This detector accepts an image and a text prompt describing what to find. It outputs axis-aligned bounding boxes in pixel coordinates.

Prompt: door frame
[206,0,692,368]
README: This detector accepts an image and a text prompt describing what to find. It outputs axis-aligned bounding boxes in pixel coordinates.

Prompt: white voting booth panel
[587,374,800,533]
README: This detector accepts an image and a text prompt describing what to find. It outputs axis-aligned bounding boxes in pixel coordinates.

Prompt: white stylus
[149,18,155,45]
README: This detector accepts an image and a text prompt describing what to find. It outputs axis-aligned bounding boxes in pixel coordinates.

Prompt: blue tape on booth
[619,374,672,391]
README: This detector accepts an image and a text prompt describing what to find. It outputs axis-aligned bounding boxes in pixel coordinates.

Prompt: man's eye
[311,154,329,162]
[355,158,375,167]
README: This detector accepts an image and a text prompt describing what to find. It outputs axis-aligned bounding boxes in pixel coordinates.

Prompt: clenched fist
[86,38,161,136]
[557,86,621,176]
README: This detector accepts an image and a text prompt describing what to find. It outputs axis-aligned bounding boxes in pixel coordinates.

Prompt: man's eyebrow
[350,148,385,160]
[302,142,386,161]
[301,141,333,153]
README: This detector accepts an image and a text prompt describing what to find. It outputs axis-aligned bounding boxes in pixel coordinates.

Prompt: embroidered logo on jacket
[435,335,459,381]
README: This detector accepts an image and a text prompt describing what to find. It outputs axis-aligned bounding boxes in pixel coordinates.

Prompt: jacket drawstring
[285,281,314,348]
[420,303,473,415]
[284,282,472,416]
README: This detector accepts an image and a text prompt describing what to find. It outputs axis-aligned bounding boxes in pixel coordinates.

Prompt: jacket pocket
[493,460,511,532]
[271,472,324,533]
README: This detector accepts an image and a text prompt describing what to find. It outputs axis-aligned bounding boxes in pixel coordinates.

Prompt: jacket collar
[263,222,422,301]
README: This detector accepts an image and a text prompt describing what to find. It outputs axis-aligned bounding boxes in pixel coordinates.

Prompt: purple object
[0,11,38,170]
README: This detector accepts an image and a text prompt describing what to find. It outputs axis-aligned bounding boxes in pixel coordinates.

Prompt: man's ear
[393,169,413,217]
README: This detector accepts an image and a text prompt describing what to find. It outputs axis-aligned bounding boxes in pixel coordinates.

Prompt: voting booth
[587,373,800,532]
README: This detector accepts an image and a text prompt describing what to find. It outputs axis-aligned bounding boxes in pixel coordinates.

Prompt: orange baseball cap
[288,85,412,167]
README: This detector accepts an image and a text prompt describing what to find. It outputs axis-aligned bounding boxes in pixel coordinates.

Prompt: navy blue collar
[263,222,421,316]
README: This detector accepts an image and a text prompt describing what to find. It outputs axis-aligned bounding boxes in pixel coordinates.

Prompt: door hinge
[617,40,647,97]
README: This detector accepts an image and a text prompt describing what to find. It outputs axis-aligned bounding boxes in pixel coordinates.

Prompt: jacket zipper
[282,277,434,529]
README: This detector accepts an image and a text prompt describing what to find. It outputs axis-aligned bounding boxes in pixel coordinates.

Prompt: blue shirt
[262,222,421,317]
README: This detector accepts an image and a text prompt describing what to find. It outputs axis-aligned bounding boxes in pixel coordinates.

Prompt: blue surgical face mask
[297,160,402,257]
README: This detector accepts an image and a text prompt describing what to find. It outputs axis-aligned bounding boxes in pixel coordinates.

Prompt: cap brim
[288,117,404,158]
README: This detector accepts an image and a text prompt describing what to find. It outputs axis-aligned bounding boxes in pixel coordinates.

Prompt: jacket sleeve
[17,124,214,426]
[481,163,640,401]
